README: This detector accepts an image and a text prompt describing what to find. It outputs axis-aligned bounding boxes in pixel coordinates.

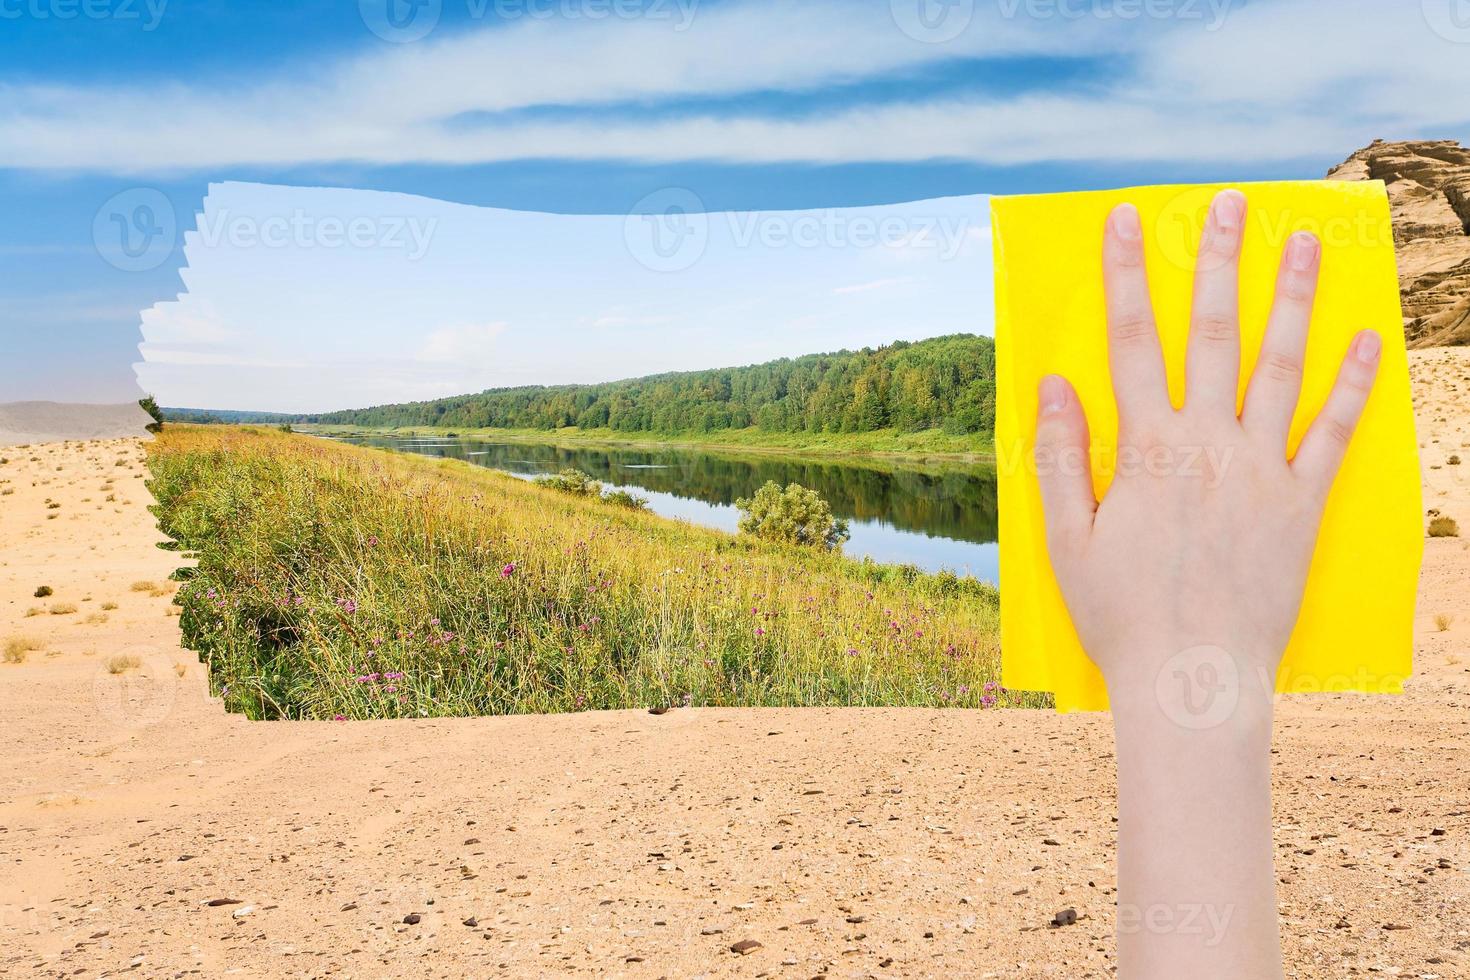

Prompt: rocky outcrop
[1328,140,1470,347]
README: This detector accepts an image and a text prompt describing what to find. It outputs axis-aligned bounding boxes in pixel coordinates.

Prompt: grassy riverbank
[297,422,996,461]
[148,426,1034,720]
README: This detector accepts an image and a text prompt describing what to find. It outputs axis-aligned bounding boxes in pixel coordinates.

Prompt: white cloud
[832,277,908,295]
[4,0,1464,173]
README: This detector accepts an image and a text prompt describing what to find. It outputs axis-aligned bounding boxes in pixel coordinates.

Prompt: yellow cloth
[991,180,1422,712]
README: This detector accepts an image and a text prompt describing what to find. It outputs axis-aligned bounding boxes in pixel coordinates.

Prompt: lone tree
[138,394,164,434]
[735,481,851,551]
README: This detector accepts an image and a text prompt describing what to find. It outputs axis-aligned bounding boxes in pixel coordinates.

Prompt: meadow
[146,426,1037,720]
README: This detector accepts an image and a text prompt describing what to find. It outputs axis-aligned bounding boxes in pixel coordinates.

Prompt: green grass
[147,425,1035,720]
[297,423,996,461]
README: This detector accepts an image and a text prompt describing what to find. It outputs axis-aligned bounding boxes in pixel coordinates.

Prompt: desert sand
[1,352,1467,979]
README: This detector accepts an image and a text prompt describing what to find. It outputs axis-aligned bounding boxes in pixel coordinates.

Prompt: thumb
[1034,374,1097,556]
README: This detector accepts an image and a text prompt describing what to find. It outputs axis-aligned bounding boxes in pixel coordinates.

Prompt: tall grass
[146,426,1039,720]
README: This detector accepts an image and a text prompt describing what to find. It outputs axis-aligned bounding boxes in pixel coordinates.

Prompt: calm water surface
[327,436,999,582]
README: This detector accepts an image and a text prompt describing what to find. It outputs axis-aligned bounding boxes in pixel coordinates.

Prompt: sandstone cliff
[1328,139,1470,347]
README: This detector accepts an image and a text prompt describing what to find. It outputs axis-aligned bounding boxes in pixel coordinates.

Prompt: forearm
[1107,651,1283,980]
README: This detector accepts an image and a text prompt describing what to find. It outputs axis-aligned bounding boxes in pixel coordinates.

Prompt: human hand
[1033,189,1380,721]
[1032,188,1383,980]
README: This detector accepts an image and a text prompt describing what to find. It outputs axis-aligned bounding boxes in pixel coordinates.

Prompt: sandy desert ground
[1,351,1467,978]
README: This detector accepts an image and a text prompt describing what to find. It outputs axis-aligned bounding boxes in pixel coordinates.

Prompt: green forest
[298,334,996,436]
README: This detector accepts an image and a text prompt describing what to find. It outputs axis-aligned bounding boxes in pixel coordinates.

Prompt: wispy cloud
[832,277,908,295]
[4,0,1463,173]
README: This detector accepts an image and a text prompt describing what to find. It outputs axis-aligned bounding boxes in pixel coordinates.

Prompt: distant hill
[161,407,303,425]
[315,334,994,436]
[169,334,998,438]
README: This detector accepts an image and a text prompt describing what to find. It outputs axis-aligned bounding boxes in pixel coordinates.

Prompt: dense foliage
[535,468,649,510]
[736,481,851,551]
[305,334,996,435]
[138,394,164,433]
[147,426,1033,720]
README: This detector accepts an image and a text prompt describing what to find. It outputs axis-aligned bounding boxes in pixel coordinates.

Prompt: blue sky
[3,0,1469,406]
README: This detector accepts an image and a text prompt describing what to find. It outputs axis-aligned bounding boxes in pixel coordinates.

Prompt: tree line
[297,334,996,436]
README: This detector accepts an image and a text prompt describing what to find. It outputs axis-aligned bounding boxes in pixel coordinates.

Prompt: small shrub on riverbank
[537,469,648,511]
[146,426,1027,720]
[536,468,602,497]
[736,481,850,551]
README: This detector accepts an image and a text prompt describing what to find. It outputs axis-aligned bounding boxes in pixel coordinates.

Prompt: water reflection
[325,435,999,582]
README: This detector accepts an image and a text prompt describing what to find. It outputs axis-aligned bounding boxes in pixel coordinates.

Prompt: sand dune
[1,354,1467,977]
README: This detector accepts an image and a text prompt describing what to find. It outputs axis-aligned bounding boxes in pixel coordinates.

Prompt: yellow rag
[991,180,1422,712]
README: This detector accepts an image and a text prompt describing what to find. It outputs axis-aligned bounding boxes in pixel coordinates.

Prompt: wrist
[1102,641,1278,745]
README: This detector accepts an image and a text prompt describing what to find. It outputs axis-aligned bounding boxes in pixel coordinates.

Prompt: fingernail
[1211,190,1245,235]
[1109,204,1141,242]
[1039,375,1069,416]
[1287,232,1320,271]
[1355,330,1381,364]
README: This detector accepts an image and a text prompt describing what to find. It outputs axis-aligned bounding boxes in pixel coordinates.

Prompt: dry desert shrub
[4,636,43,664]
[1428,516,1460,537]
[105,655,141,675]
[1435,613,1454,632]
[49,602,79,615]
